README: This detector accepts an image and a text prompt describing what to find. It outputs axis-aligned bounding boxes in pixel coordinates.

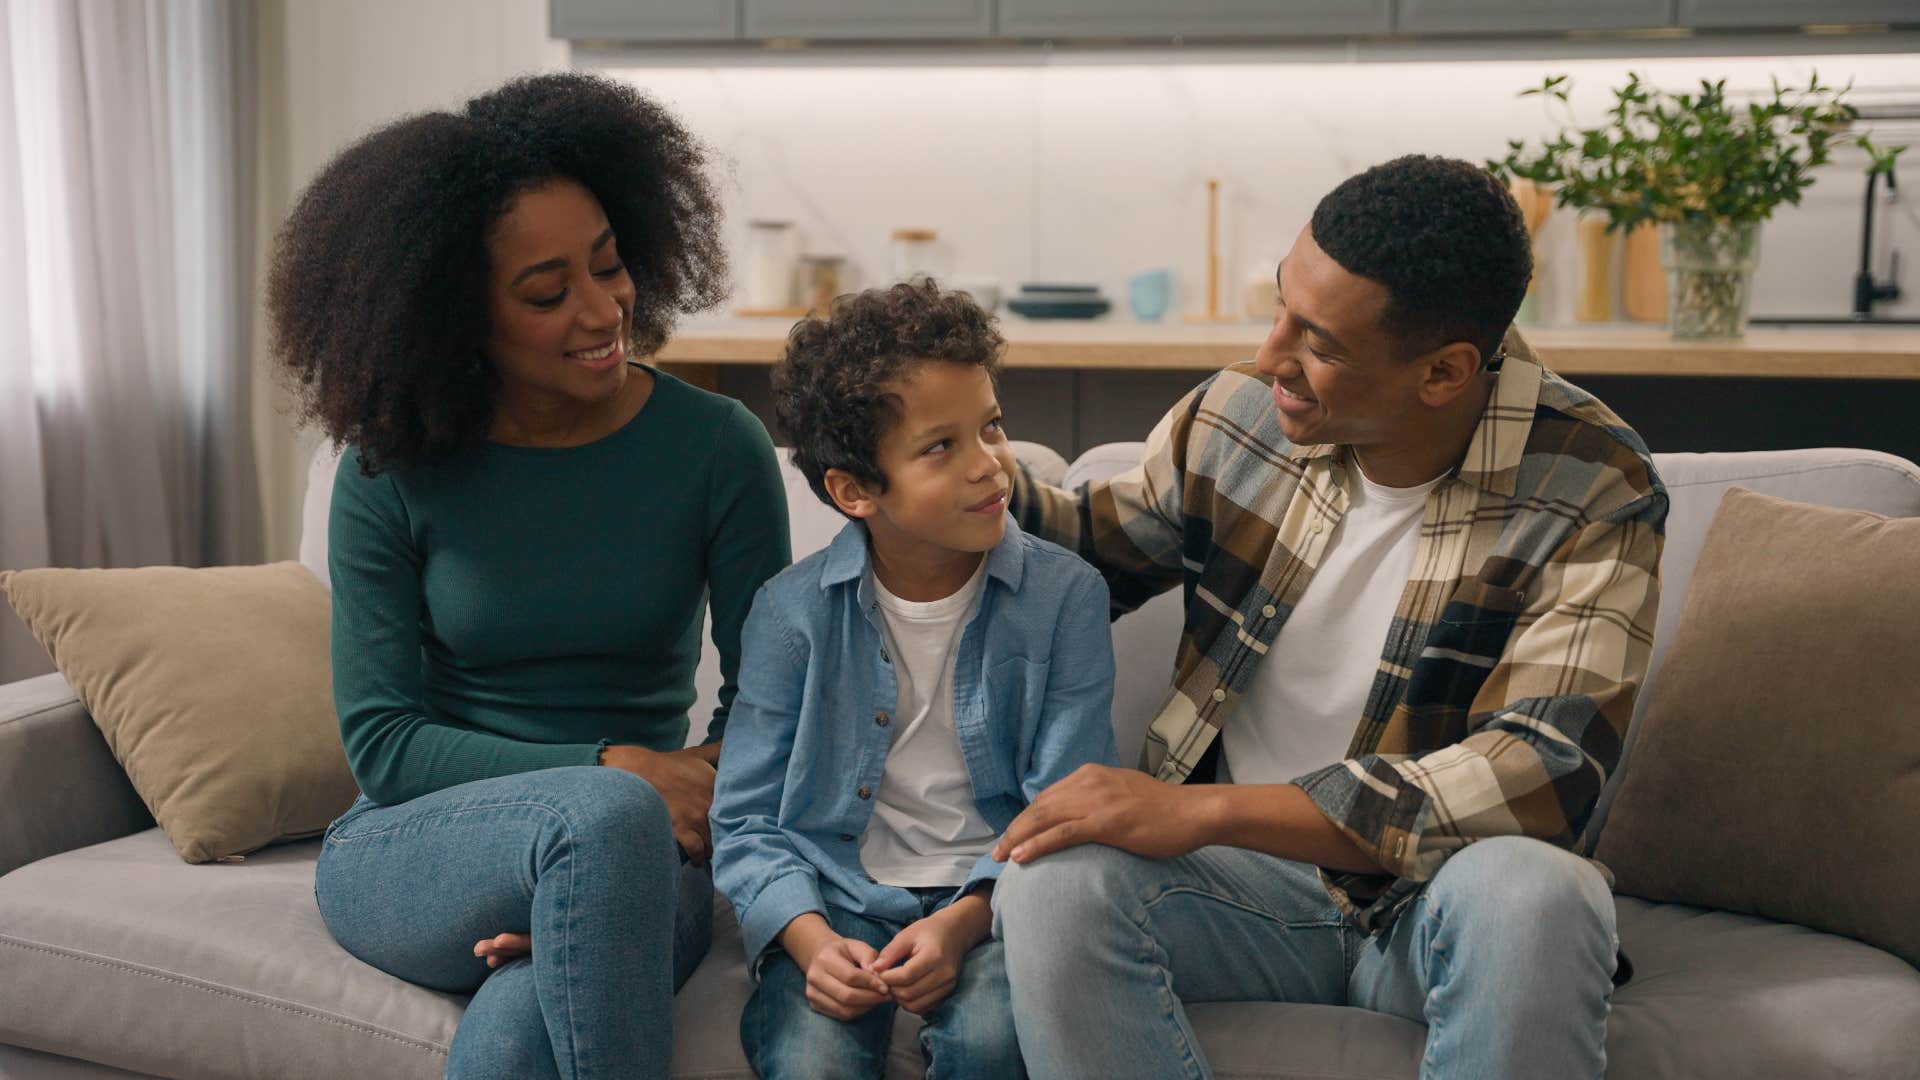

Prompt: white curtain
[0,0,261,682]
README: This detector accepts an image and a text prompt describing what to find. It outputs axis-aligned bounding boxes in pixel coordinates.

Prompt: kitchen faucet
[1854,163,1901,317]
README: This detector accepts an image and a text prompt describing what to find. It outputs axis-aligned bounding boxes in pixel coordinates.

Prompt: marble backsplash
[606,51,1920,328]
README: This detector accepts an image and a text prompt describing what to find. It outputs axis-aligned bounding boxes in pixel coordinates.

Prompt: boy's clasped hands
[778,891,993,1020]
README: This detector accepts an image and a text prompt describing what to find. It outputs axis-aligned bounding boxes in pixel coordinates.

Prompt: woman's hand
[599,744,717,861]
[474,932,532,968]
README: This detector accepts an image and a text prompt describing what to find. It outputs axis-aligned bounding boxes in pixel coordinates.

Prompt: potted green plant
[1492,73,1904,339]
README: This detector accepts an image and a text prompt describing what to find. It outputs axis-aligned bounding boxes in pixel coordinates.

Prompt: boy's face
[840,360,1014,558]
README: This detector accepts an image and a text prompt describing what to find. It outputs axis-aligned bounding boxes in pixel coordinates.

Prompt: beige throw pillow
[1594,488,1920,967]
[0,562,356,863]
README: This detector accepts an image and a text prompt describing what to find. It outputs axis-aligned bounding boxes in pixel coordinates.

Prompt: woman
[268,73,790,1079]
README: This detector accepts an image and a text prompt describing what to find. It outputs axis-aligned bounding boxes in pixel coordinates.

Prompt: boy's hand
[780,914,891,1021]
[870,892,991,1015]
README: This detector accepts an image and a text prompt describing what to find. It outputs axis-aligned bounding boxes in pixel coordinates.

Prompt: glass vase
[1661,219,1760,340]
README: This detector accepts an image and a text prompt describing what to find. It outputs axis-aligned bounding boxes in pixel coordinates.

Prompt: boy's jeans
[314,766,712,1080]
[994,836,1617,1080]
[743,888,1026,1080]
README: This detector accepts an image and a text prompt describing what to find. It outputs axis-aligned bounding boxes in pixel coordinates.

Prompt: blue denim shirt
[711,515,1120,966]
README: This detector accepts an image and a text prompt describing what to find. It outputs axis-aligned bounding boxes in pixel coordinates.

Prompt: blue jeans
[743,890,1025,1080]
[313,766,712,1080]
[993,837,1618,1080]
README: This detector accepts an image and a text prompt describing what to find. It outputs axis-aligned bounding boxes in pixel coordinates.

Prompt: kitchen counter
[656,318,1920,380]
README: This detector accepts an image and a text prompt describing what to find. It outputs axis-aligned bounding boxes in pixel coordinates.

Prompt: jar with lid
[890,228,941,283]
[798,255,845,313]
[743,220,796,310]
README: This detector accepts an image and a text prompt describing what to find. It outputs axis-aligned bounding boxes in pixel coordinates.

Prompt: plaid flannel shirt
[1010,334,1667,932]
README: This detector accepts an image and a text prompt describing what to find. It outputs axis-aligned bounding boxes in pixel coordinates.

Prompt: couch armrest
[0,673,152,878]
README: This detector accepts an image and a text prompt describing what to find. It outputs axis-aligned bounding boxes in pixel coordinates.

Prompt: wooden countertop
[655,318,1920,380]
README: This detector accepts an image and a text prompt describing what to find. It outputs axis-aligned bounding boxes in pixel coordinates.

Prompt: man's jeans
[314,766,712,1080]
[742,889,1025,1080]
[994,836,1617,1080]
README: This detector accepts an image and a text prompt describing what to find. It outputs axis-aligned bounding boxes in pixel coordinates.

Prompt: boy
[710,280,1119,1079]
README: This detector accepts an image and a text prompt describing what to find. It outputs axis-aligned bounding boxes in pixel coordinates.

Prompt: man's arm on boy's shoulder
[1009,389,1199,615]
[962,569,1119,893]
[709,589,830,965]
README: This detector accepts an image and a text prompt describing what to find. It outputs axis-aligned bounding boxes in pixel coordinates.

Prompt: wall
[252,0,567,560]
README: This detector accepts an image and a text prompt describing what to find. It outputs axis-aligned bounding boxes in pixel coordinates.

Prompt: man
[991,155,1666,1079]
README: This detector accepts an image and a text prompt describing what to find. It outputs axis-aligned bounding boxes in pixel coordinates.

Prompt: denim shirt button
[857,785,873,799]
[839,834,855,842]
[1262,604,1278,618]
[875,712,891,727]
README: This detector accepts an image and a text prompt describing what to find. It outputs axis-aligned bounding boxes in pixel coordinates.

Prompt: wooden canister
[1619,222,1667,323]
[1576,217,1616,323]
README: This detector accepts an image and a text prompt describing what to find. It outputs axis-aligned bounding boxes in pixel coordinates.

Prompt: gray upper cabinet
[1398,0,1676,33]
[551,0,739,42]
[744,0,992,39]
[995,0,1393,38]
[1678,1,1919,27]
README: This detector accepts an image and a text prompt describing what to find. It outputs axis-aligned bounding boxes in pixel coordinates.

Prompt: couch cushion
[1594,488,1920,969]
[0,563,357,863]
[1609,896,1920,1079]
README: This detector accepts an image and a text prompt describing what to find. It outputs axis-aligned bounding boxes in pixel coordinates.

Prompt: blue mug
[1128,268,1173,322]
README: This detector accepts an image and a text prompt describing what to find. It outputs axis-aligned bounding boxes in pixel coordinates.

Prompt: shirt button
[880,648,890,664]
[1261,604,1277,618]
[1211,688,1226,702]
[1309,517,1324,534]
[875,712,891,727]
[857,785,872,800]
[839,834,854,842]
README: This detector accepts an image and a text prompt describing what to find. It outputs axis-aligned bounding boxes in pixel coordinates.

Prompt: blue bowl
[1018,283,1100,295]
[1007,296,1111,319]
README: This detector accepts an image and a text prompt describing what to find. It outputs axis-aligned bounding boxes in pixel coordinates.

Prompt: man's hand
[991,764,1211,865]
[600,744,717,861]
[780,913,891,1021]
[871,892,991,1015]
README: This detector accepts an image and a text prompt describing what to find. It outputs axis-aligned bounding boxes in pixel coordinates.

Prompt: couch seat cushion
[5,830,1915,1080]
[1610,896,1920,1079]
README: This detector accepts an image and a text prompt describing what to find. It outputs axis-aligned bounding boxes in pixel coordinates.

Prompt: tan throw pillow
[0,562,355,863]
[1595,488,1920,967]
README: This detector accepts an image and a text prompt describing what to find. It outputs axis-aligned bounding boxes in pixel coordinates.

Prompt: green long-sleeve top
[327,369,791,806]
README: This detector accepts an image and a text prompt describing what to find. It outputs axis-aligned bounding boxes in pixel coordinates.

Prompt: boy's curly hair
[267,73,728,476]
[772,279,1005,512]
[1310,154,1531,368]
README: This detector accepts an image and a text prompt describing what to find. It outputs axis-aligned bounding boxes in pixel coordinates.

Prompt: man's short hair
[771,278,1004,513]
[1310,155,1532,369]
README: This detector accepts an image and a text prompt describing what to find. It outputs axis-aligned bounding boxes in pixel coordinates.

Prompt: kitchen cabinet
[743,0,992,39]
[994,0,1392,38]
[550,0,738,42]
[1677,1,1918,27]
[1397,0,1676,33]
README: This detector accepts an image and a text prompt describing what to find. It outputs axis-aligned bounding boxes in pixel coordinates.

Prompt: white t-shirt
[858,560,998,888]
[1222,463,1444,786]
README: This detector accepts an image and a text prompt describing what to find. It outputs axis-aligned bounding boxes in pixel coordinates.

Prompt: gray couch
[4,441,1919,1080]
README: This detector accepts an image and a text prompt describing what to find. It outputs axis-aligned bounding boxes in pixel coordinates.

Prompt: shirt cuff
[736,870,828,968]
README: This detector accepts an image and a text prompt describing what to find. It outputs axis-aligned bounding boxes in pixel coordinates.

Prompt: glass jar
[890,228,940,283]
[1661,219,1761,340]
[798,255,845,314]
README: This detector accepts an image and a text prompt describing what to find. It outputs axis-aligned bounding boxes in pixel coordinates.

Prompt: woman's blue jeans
[314,766,711,1080]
